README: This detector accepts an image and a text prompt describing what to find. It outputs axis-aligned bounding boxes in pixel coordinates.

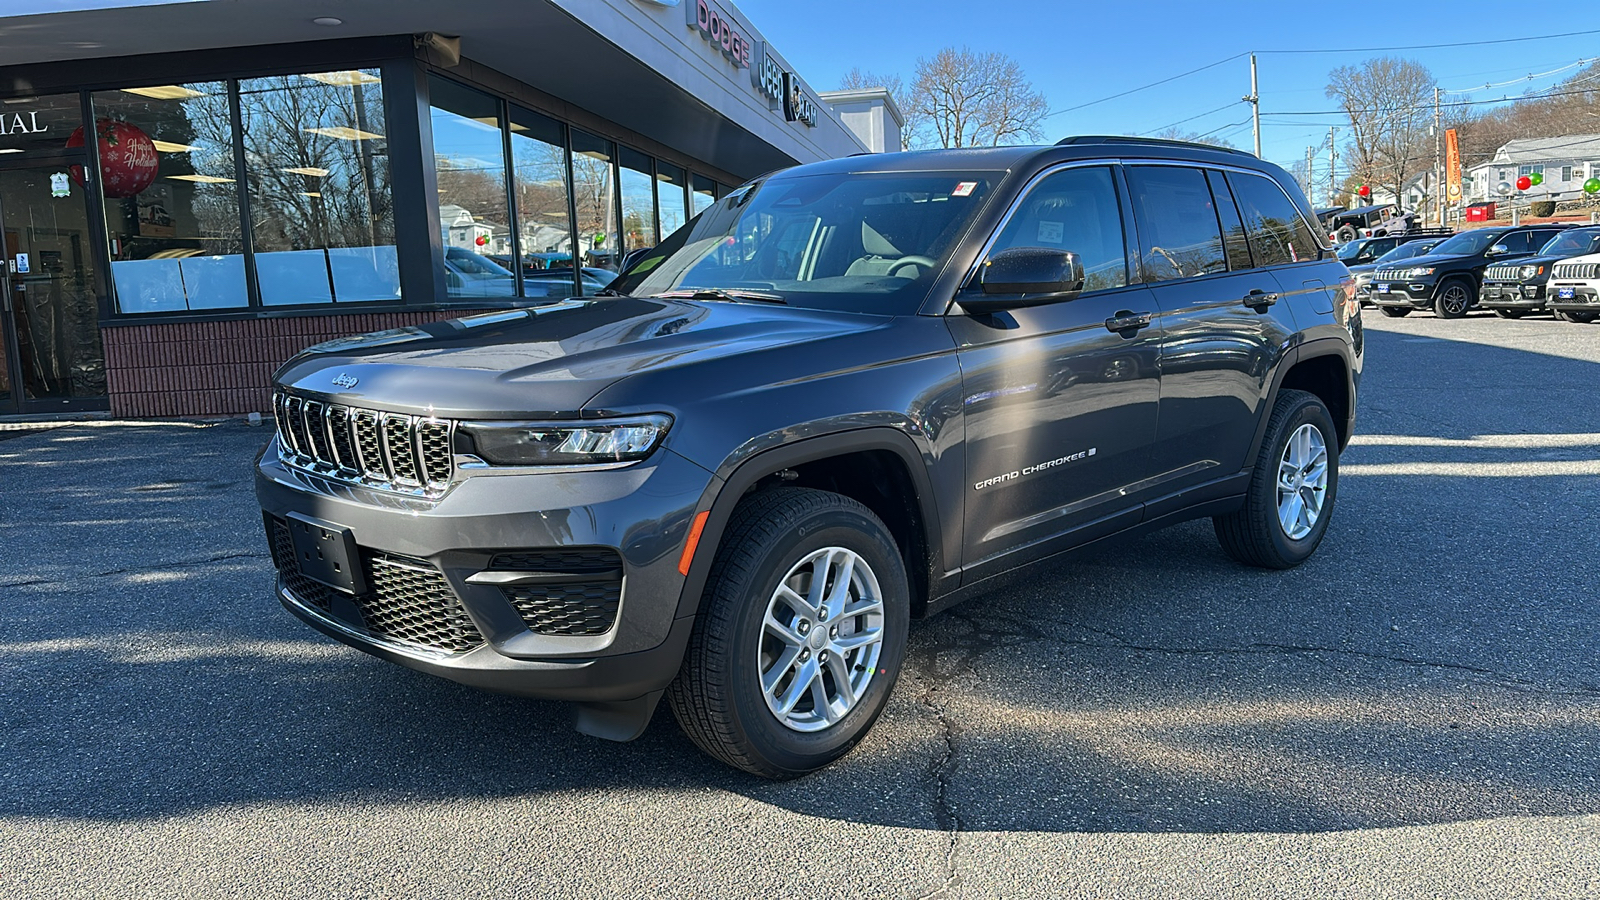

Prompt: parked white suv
[1545,253,1600,323]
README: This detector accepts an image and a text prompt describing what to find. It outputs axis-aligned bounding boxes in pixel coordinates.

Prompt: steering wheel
[888,255,938,277]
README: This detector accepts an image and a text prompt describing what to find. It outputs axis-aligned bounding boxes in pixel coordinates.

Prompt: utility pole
[1327,126,1338,207]
[1243,54,1262,158]
[1306,145,1315,201]
[1434,86,1444,228]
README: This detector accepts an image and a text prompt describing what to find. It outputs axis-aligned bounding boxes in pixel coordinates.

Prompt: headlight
[1520,265,1541,279]
[459,414,672,467]
[1399,267,1435,279]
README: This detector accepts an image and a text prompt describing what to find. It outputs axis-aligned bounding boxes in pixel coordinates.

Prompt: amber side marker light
[678,511,710,576]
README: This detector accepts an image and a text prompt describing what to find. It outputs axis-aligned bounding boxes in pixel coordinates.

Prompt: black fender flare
[672,427,946,624]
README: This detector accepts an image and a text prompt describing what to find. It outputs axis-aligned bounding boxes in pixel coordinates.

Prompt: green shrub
[1531,200,1557,217]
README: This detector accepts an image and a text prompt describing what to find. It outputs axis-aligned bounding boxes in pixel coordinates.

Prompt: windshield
[1539,230,1600,257]
[1374,240,1437,264]
[1430,230,1500,257]
[1336,241,1372,261]
[609,170,1000,313]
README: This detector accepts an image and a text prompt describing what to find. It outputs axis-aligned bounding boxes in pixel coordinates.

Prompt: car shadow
[1,324,1597,834]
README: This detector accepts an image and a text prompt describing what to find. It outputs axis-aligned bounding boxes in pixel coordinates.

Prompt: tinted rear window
[1126,166,1226,282]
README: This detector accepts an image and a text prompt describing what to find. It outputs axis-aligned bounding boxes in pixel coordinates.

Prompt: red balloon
[475,234,488,246]
[1516,175,1532,191]
[65,119,159,198]
[1358,185,1371,197]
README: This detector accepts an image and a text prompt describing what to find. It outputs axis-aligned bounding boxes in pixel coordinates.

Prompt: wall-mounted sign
[687,0,751,69]
[14,253,29,275]
[783,73,818,127]
[50,172,70,198]
[0,111,46,136]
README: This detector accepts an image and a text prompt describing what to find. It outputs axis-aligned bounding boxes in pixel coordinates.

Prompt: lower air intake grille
[267,516,484,654]
[488,548,623,637]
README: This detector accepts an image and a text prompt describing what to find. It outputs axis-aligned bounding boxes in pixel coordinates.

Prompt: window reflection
[692,173,716,215]
[656,162,688,240]
[572,130,619,276]
[509,106,576,298]
[620,147,657,267]
[91,82,246,312]
[430,77,514,299]
[238,69,397,306]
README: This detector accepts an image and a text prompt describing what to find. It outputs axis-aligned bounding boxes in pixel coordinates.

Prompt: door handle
[1242,289,1279,311]
[1104,310,1153,334]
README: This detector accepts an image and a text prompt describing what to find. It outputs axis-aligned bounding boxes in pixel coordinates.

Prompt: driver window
[989,166,1128,293]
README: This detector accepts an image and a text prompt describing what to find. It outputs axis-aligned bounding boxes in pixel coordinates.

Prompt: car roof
[773,136,1286,178]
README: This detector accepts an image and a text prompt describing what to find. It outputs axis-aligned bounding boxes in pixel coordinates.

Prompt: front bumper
[1547,284,1600,311]
[1478,282,1546,309]
[1370,280,1435,309]
[256,438,716,702]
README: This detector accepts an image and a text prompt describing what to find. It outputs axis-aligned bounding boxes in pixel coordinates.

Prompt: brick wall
[102,309,495,418]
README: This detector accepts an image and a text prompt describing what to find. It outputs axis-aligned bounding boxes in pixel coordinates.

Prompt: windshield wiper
[654,289,787,305]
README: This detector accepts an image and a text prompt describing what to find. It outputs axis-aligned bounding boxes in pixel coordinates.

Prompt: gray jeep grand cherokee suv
[258,137,1361,778]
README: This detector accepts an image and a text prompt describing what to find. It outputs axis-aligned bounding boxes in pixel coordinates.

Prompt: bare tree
[838,67,922,150]
[908,47,1049,148]
[1147,127,1237,150]
[1326,57,1435,208]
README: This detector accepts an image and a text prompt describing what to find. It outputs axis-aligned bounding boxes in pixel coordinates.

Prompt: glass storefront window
[691,173,715,215]
[571,130,619,277]
[91,82,246,312]
[430,76,514,300]
[0,93,84,160]
[619,147,656,262]
[656,162,688,240]
[239,69,397,306]
[509,106,575,299]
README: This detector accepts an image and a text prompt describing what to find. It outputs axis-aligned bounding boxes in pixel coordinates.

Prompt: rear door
[950,164,1161,575]
[1128,165,1301,498]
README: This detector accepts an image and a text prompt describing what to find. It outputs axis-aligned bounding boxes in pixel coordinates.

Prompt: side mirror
[959,247,1086,314]
[1487,244,1509,256]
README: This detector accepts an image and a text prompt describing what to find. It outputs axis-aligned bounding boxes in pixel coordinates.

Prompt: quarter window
[988,166,1127,292]
[1205,170,1253,271]
[1228,172,1322,266]
[1126,166,1226,282]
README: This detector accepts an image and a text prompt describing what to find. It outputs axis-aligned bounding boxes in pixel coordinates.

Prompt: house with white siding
[1463,135,1600,203]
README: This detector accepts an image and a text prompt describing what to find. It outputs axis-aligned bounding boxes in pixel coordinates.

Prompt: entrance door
[0,164,108,414]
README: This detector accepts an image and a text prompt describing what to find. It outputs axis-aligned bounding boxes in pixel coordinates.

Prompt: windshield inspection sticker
[1037,220,1064,243]
[975,448,1096,491]
[952,181,978,197]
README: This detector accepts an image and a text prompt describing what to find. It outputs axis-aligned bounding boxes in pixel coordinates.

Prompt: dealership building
[0,0,898,418]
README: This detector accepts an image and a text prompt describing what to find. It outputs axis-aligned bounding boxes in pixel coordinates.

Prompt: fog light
[1524,285,1540,298]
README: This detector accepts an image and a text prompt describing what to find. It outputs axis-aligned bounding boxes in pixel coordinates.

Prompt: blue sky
[740,0,1600,173]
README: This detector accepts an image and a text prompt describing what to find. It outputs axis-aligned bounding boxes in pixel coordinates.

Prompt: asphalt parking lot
[2,311,1598,899]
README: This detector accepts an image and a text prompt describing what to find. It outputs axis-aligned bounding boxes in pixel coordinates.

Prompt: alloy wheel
[758,547,885,733]
[1276,423,1329,541]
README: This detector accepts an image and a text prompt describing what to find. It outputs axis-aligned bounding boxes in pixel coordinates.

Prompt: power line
[1441,58,1597,95]
[1265,83,1600,117]
[1045,53,1248,118]
[1139,101,1243,136]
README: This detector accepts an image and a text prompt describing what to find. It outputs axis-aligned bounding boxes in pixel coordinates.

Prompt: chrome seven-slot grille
[1485,265,1524,281]
[273,390,454,496]
[1553,262,1600,280]
[1373,268,1409,282]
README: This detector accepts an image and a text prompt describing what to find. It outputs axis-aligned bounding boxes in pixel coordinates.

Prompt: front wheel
[1214,390,1339,569]
[1433,279,1474,318]
[1493,308,1526,319]
[668,488,910,779]
[1379,307,1411,318]
[1558,309,1599,324]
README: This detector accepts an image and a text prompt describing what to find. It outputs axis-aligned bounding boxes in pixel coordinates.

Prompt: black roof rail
[1055,135,1257,157]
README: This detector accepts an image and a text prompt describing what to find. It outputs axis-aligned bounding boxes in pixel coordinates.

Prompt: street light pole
[1244,54,1262,158]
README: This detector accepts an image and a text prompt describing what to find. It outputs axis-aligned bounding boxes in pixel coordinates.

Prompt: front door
[0,164,108,414]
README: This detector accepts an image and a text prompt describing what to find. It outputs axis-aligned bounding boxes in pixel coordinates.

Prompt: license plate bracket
[287,512,366,595]
[1558,287,1576,299]
[1376,283,1389,293]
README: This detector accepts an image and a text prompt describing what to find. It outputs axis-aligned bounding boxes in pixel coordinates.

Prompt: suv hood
[273,297,891,418]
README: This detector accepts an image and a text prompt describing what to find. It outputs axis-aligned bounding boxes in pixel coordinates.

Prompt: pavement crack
[914,667,963,900]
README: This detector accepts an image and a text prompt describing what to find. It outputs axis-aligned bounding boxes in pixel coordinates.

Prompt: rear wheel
[1493,309,1526,319]
[1379,307,1411,318]
[1433,278,1474,318]
[1214,390,1339,569]
[668,488,910,779]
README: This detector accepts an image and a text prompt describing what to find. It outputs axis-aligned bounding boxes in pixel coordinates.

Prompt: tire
[1379,307,1411,318]
[1493,309,1526,319]
[1214,390,1339,569]
[1558,309,1599,324]
[1433,278,1474,318]
[668,487,910,779]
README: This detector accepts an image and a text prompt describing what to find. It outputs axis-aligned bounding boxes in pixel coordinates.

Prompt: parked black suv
[1370,223,1569,318]
[1477,226,1600,318]
[257,138,1362,777]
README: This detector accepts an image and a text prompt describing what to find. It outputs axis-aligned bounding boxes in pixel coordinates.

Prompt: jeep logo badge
[330,373,359,389]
